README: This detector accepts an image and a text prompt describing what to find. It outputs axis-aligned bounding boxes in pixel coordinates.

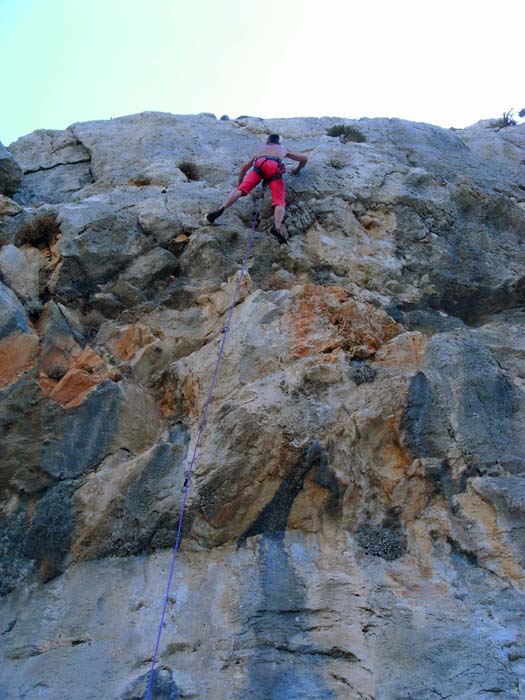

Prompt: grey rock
[0,501,33,596]
[69,112,232,189]
[1,535,522,700]
[89,291,124,316]
[53,190,153,300]
[111,380,162,454]
[403,330,525,481]
[0,141,22,196]
[9,129,91,172]
[137,187,207,244]
[0,280,30,339]
[0,195,22,217]
[0,375,49,494]
[472,476,525,560]
[373,582,523,700]
[8,129,93,205]
[0,244,46,302]
[34,300,85,408]
[96,439,188,557]
[120,247,177,290]
[109,279,147,306]
[16,162,94,205]
[41,380,122,479]
[122,668,181,700]
[21,482,75,582]
[460,121,525,187]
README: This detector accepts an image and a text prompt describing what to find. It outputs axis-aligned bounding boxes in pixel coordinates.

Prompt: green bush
[502,109,517,126]
[178,161,200,181]
[490,109,517,129]
[326,124,366,142]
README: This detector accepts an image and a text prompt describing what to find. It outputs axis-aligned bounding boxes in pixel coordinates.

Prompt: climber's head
[266,134,280,145]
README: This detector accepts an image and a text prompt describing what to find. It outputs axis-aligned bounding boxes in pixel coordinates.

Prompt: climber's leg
[274,205,285,232]
[269,179,287,244]
[207,170,261,223]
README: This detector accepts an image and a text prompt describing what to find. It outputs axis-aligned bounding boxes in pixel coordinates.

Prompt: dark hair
[267,134,280,144]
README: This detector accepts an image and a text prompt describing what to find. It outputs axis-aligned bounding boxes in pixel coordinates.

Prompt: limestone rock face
[1,113,525,699]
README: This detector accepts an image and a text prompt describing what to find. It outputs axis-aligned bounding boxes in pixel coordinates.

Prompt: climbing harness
[144,184,265,700]
[252,156,286,183]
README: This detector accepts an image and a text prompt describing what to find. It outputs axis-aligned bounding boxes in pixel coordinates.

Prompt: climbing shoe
[270,225,288,246]
[207,207,224,224]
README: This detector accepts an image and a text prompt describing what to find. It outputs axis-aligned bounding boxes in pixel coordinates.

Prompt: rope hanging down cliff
[144,184,265,700]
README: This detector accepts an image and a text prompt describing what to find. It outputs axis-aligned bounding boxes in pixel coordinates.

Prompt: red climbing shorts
[237,158,286,208]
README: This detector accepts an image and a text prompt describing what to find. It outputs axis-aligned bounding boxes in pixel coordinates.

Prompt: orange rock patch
[104,323,156,362]
[333,299,402,358]
[0,333,39,388]
[182,374,201,420]
[160,385,177,417]
[290,285,347,358]
[376,331,428,371]
[42,347,113,409]
[374,415,414,491]
[290,284,402,359]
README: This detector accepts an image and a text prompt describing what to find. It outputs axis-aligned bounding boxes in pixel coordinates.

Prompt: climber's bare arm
[237,156,256,185]
[286,150,308,175]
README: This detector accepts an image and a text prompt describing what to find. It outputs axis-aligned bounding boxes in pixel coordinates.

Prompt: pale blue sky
[1,0,523,145]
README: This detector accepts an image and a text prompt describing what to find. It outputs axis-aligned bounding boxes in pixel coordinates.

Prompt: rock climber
[206,134,308,245]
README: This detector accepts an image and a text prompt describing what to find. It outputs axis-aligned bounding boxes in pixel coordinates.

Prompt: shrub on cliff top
[327,124,366,142]
[490,109,517,129]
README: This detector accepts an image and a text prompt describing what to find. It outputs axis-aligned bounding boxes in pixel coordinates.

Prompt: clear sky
[0,0,523,145]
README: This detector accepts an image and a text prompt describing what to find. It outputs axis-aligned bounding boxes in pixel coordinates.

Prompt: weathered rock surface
[0,142,22,196]
[1,113,525,699]
[8,129,93,204]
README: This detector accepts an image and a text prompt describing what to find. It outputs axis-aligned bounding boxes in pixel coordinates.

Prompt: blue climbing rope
[144,185,265,699]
